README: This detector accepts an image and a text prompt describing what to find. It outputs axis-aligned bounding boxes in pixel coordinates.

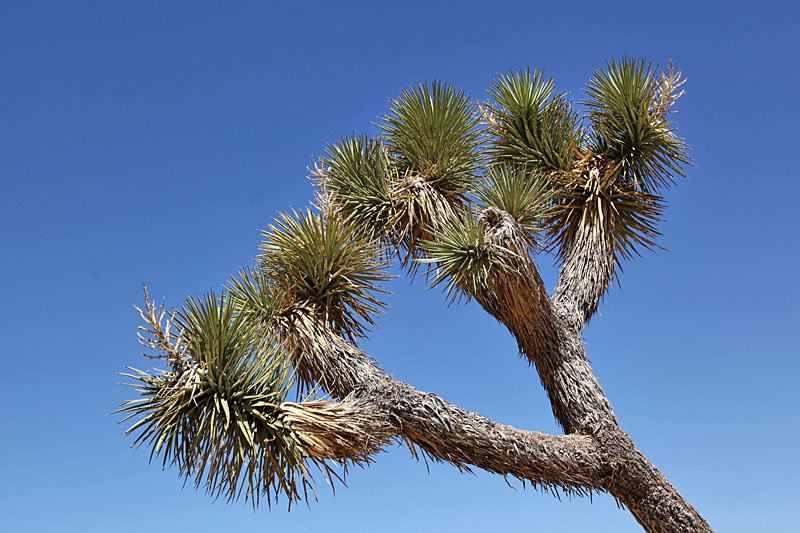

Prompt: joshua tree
[119,58,712,532]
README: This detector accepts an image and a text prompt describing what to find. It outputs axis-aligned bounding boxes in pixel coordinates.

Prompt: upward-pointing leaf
[380,81,482,200]
[583,57,690,193]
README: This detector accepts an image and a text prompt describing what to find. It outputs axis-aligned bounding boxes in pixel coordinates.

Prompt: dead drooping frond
[369,81,484,272]
[380,81,482,199]
[583,57,690,194]
[485,68,583,172]
[391,171,458,272]
[280,399,393,461]
[547,151,666,328]
[473,164,551,249]
[309,133,460,272]
[548,152,666,265]
[117,290,338,508]
[311,135,397,240]
[118,61,713,532]
[258,209,392,342]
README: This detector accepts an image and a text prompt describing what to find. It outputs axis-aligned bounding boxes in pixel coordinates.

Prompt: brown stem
[597,426,712,533]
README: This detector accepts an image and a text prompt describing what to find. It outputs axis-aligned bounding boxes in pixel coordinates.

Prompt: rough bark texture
[130,69,707,529]
[279,201,711,531]
[281,311,607,493]
[474,207,711,532]
[551,208,616,332]
[261,157,713,531]
[281,295,711,532]
[477,208,617,434]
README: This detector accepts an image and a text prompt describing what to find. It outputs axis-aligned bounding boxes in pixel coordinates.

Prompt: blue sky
[2,1,798,531]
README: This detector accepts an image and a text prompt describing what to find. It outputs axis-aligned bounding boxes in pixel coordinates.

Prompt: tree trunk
[275,205,711,531]
[280,307,712,532]
[474,208,711,531]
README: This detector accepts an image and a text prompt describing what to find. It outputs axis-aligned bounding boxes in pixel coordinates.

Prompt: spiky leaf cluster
[474,165,550,248]
[117,292,328,507]
[422,215,504,303]
[258,209,391,342]
[120,59,693,512]
[584,58,689,193]
[546,159,666,264]
[225,267,284,331]
[381,81,482,200]
[316,135,396,238]
[483,62,688,264]
[486,69,583,172]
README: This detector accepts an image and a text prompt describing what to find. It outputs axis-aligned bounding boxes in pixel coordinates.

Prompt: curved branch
[281,307,711,531]
[451,209,712,531]
[474,207,617,434]
[549,161,618,332]
[302,181,710,531]
[280,310,608,493]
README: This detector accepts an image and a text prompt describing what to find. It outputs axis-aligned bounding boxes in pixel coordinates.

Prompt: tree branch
[453,209,712,531]
[473,207,617,434]
[280,309,608,493]
[549,159,618,333]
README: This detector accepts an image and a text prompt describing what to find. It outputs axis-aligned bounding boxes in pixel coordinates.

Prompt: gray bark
[475,208,711,532]
[281,300,711,532]
[279,203,711,531]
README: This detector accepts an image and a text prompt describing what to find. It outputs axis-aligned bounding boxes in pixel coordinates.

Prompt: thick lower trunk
[598,426,711,533]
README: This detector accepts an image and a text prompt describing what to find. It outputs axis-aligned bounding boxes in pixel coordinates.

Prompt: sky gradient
[2,1,798,531]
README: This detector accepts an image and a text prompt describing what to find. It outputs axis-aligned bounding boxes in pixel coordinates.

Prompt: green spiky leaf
[584,57,689,193]
[380,81,482,200]
[316,135,397,239]
[223,268,285,349]
[421,215,504,303]
[116,292,327,508]
[258,210,391,341]
[474,165,550,248]
[487,69,582,172]
[547,166,666,266]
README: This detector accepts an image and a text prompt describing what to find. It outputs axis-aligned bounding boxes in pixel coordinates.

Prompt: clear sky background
[2,1,798,531]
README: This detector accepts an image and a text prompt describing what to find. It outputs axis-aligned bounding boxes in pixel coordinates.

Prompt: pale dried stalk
[308,156,335,218]
[133,285,206,398]
[134,284,187,366]
[652,60,686,122]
